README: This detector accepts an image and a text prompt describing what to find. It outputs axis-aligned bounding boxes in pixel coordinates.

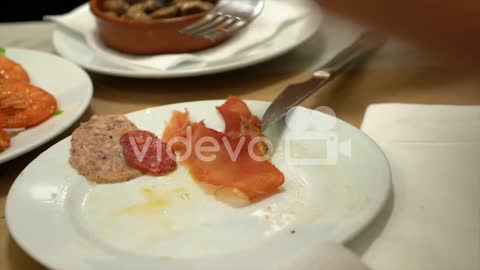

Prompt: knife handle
[318,32,387,77]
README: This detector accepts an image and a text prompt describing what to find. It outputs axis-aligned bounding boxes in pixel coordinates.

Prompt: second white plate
[52,6,321,78]
[0,48,92,164]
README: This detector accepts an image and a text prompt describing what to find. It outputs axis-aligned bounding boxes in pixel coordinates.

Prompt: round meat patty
[69,115,142,183]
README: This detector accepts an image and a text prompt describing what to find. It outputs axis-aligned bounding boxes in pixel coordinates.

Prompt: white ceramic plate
[0,48,92,164]
[52,13,320,78]
[6,101,391,270]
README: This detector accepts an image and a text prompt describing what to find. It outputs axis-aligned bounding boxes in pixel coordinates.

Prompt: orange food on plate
[163,97,284,202]
[162,110,190,152]
[0,80,57,128]
[0,56,30,83]
[216,95,268,154]
[0,129,10,152]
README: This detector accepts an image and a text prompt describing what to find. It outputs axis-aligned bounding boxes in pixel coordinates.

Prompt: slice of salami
[120,130,177,176]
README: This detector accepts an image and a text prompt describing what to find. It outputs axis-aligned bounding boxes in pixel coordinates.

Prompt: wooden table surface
[1,21,480,270]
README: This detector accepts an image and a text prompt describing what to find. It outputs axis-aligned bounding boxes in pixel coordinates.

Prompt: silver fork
[180,0,265,41]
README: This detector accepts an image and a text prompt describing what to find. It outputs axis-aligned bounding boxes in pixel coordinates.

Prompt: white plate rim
[52,14,321,78]
[6,100,392,270]
[0,48,93,164]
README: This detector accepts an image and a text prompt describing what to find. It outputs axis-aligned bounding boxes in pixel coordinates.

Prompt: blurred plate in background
[52,1,321,78]
[0,48,92,164]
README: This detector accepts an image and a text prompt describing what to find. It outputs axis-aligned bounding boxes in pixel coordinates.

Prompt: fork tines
[180,0,264,41]
[181,13,246,41]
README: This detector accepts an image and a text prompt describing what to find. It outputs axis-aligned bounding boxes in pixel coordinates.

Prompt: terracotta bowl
[90,0,228,55]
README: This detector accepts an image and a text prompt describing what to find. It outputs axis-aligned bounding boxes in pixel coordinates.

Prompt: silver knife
[261,32,387,130]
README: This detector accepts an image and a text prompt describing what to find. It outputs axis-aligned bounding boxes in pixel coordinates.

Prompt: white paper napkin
[45,1,315,71]
[351,104,480,270]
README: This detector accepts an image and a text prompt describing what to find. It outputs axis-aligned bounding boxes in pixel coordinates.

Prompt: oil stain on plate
[78,165,309,258]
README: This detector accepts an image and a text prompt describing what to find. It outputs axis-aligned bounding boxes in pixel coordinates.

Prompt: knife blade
[261,32,386,131]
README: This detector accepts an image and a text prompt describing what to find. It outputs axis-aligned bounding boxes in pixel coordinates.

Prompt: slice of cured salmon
[163,97,284,202]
